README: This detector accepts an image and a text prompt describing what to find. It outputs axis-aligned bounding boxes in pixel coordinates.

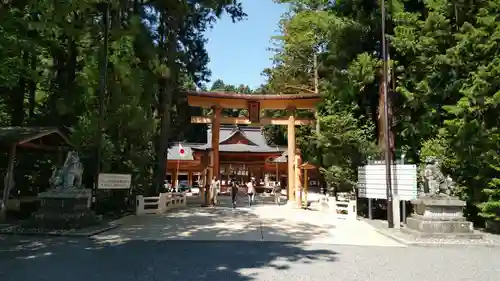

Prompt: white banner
[357,164,417,200]
[98,173,132,189]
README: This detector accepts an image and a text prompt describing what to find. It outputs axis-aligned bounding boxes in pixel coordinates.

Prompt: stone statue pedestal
[403,196,482,239]
[23,188,100,230]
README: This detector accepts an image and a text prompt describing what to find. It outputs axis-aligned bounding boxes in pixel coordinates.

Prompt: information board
[98,173,132,189]
[357,164,417,200]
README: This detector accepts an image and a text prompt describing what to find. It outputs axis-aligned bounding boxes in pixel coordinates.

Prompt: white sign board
[357,164,417,201]
[98,173,132,189]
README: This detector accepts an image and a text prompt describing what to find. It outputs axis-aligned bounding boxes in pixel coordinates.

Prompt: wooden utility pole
[381,0,394,228]
[95,2,110,192]
[313,52,320,134]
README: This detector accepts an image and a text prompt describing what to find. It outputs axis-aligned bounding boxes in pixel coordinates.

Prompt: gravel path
[1,237,500,281]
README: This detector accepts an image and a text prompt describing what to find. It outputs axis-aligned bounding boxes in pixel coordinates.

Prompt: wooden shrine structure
[0,127,73,217]
[185,91,321,205]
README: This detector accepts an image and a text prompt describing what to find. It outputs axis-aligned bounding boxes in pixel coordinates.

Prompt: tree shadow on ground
[0,196,339,281]
[0,236,337,281]
[99,197,335,242]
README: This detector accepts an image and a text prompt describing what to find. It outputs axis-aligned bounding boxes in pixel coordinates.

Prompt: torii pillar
[187,172,193,186]
[206,106,221,205]
[287,106,296,201]
[212,106,221,181]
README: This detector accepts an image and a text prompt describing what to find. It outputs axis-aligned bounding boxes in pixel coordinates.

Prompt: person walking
[210,176,220,207]
[230,179,238,208]
[273,181,282,206]
[246,179,255,206]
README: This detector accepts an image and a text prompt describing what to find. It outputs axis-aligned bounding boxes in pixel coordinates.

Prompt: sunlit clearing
[169,212,216,218]
[92,234,131,245]
[17,252,53,260]
[16,241,46,251]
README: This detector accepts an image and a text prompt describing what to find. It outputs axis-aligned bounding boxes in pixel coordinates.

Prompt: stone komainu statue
[49,151,84,190]
[423,156,455,197]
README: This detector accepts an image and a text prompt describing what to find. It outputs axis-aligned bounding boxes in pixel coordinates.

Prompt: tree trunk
[153,16,179,195]
[10,52,28,126]
[27,54,37,121]
[49,46,67,123]
[154,78,174,194]
[0,145,16,222]
[48,34,78,127]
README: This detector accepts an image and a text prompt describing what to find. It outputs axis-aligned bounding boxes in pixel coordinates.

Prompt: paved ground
[1,197,500,281]
[94,196,402,247]
[2,237,500,281]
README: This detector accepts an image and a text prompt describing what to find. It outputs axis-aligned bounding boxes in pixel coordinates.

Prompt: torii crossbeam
[191,116,314,126]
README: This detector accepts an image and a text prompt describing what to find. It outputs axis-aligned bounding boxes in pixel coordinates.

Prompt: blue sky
[204,0,288,90]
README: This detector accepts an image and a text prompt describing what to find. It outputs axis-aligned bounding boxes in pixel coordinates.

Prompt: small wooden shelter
[0,127,73,216]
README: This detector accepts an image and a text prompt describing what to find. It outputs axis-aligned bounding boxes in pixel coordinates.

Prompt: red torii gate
[185,91,321,206]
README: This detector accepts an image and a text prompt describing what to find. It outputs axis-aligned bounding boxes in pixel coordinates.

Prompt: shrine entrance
[185,91,321,206]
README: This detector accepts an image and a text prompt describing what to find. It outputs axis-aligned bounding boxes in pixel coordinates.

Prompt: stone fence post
[327,196,337,216]
[348,200,357,220]
[136,195,144,215]
[158,193,167,214]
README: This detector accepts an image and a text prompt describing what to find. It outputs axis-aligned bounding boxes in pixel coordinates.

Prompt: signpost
[98,173,132,189]
[357,164,417,224]
[357,164,417,200]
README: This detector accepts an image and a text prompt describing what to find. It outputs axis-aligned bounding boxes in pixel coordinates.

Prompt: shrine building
[165,125,293,193]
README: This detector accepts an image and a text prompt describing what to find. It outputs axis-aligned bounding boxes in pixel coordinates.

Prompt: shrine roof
[0,127,71,147]
[209,125,266,146]
[272,151,288,163]
[299,162,317,170]
[193,125,284,153]
[166,126,288,158]
[218,127,255,145]
[193,143,282,153]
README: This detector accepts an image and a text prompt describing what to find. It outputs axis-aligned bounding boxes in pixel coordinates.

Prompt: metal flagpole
[176,143,182,189]
[381,0,394,228]
[176,160,180,188]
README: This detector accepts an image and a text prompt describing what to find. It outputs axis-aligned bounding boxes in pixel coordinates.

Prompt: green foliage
[263,0,382,194]
[0,0,245,208]
[419,137,448,164]
[209,79,252,118]
[478,171,500,221]
[391,0,500,224]
[316,112,379,193]
[265,0,500,225]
